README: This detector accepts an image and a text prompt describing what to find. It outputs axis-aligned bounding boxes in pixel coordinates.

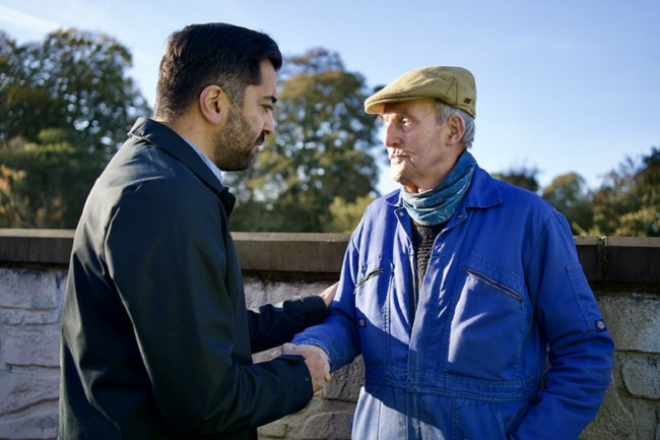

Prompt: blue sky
[1,0,658,195]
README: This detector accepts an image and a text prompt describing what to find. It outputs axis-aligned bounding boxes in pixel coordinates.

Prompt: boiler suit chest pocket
[353,256,393,365]
[446,254,530,380]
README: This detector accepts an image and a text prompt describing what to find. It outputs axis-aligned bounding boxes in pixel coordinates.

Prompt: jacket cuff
[275,353,314,406]
[299,294,330,325]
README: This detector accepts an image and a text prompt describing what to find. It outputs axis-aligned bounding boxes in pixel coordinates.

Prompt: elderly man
[59,23,334,440]
[290,66,614,439]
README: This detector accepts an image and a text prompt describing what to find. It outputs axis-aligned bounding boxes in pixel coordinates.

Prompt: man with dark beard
[58,23,335,440]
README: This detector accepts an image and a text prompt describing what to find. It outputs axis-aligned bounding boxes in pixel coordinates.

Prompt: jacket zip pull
[355,268,385,289]
[466,268,524,309]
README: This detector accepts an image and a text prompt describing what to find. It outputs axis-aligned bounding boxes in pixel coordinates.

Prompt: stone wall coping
[1,229,659,283]
[0,229,75,265]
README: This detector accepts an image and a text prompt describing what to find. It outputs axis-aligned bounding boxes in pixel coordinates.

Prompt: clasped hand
[282,343,331,393]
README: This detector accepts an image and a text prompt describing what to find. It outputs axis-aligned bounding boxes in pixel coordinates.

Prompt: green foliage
[325,195,374,233]
[0,163,29,226]
[0,29,151,228]
[226,49,382,232]
[2,28,656,238]
[542,172,594,234]
[591,147,660,237]
[492,166,541,193]
[492,149,659,237]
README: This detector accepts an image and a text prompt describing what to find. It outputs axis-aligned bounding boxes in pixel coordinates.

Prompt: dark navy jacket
[59,118,328,439]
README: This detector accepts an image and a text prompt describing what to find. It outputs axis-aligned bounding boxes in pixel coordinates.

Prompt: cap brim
[364,96,425,115]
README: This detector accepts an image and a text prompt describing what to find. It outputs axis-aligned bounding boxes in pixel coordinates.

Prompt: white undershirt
[181,136,224,184]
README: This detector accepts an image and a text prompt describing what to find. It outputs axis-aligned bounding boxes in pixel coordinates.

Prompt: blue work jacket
[294,165,613,439]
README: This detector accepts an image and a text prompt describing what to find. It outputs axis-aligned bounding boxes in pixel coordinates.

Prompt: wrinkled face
[214,60,277,171]
[381,98,459,192]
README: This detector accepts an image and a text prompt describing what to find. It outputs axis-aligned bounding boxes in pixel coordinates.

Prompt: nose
[264,112,275,135]
[383,122,400,148]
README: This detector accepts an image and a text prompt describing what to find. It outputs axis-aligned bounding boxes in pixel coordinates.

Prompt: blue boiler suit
[294,165,613,439]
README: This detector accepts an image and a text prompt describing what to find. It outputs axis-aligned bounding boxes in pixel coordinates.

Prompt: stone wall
[0,230,658,439]
[0,267,65,439]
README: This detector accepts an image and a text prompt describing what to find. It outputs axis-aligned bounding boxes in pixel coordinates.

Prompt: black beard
[212,106,257,171]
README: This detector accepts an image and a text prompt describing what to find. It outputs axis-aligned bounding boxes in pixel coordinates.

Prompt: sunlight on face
[380,99,458,192]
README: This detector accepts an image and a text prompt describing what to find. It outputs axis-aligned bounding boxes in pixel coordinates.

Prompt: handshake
[283,343,331,393]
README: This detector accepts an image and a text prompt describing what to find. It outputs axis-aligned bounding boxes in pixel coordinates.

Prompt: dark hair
[154,23,282,120]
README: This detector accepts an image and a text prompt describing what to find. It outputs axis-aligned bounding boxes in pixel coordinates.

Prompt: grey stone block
[600,297,660,353]
[580,372,635,439]
[625,398,659,440]
[621,356,660,399]
[3,324,61,367]
[261,397,324,440]
[0,268,66,310]
[243,278,332,309]
[0,370,59,415]
[300,412,353,440]
[0,403,57,440]
[324,357,364,402]
[258,420,288,438]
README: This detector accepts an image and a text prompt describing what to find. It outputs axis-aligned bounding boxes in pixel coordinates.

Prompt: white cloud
[0,4,59,33]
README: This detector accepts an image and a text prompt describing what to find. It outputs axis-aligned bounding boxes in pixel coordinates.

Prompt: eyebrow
[379,112,408,121]
[263,95,277,104]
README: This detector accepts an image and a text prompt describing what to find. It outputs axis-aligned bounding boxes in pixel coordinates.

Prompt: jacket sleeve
[105,180,314,435]
[292,230,363,372]
[248,295,329,353]
[512,211,614,440]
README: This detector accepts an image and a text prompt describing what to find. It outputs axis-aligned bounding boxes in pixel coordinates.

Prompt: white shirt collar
[180,136,223,184]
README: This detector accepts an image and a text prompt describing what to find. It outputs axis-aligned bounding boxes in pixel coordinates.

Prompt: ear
[447,115,466,147]
[199,85,229,125]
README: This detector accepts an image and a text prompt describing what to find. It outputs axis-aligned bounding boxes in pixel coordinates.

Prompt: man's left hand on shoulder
[318,282,338,309]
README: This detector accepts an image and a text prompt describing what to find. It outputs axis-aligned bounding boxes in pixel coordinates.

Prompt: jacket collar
[385,165,502,210]
[462,166,503,209]
[127,117,236,213]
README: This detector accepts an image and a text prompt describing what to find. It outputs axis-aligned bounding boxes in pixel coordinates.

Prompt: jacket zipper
[410,252,417,315]
[412,229,445,321]
[465,268,525,309]
[355,268,385,288]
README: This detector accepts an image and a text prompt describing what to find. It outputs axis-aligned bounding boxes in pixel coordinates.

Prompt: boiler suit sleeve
[512,211,614,439]
[292,229,364,372]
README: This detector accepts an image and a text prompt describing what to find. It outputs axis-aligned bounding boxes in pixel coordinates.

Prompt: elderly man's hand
[283,343,331,393]
[318,282,338,309]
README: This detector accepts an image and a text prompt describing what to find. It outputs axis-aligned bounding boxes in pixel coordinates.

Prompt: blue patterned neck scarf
[401,151,476,226]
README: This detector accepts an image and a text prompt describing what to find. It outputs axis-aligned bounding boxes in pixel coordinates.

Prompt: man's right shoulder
[101,138,194,189]
[82,141,208,226]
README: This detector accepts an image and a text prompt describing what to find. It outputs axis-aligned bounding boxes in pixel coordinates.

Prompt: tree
[591,147,660,236]
[492,165,541,193]
[0,29,150,228]
[542,172,594,234]
[225,49,382,232]
[0,163,29,226]
[325,195,374,233]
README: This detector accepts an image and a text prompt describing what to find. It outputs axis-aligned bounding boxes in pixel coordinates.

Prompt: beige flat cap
[364,66,476,118]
